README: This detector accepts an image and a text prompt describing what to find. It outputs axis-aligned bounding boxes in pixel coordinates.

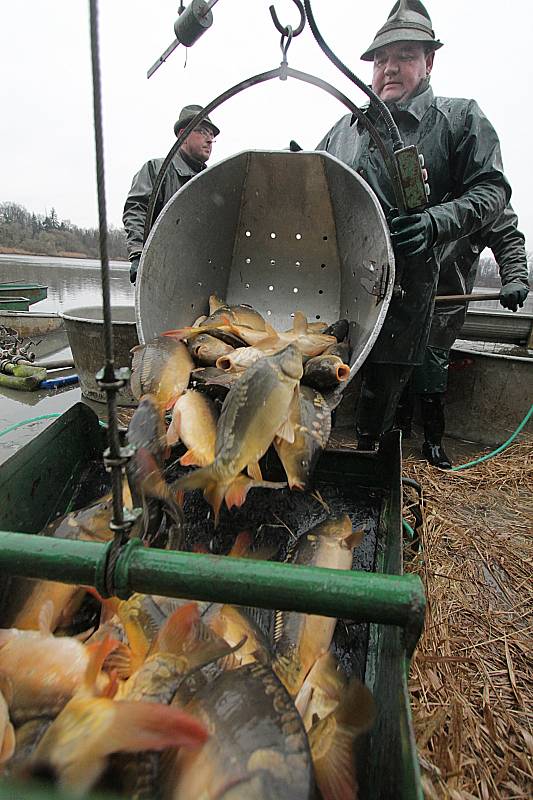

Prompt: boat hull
[0,283,48,305]
[0,309,62,337]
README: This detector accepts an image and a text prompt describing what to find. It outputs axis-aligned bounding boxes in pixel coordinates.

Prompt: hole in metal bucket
[270,232,276,239]
[268,285,274,291]
[295,233,302,240]
[245,283,250,289]
[295,261,301,267]
[197,281,202,287]
[321,263,326,269]
[316,314,321,319]
[293,287,298,293]
[267,310,272,316]
[191,303,195,308]
[176,218,180,225]
[318,290,323,295]
[323,235,328,240]
[245,230,251,237]
[290,312,295,318]
[270,259,276,266]
[245,258,251,264]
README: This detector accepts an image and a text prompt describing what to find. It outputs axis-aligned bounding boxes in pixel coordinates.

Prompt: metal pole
[435,292,501,303]
[0,532,425,653]
[88,0,126,532]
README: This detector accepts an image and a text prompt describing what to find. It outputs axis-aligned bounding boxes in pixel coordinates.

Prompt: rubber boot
[420,393,452,469]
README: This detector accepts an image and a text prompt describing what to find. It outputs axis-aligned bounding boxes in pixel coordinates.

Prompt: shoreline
[0,246,127,262]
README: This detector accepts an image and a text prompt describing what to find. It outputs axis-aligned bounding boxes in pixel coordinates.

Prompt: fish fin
[209,294,225,314]
[254,333,279,351]
[150,602,200,656]
[225,476,288,511]
[294,679,314,719]
[0,673,13,706]
[0,720,15,764]
[166,408,181,446]
[84,636,120,693]
[275,417,295,444]
[272,654,301,695]
[103,643,133,680]
[38,600,55,635]
[175,488,185,508]
[173,465,215,493]
[84,588,119,625]
[346,528,366,550]
[179,449,205,467]
[160,327,198,341]
[247,461,262,481]
[110,701,208,752]
[203,481,227,526]
[308,679,375,800]
[58,755,108,797]
[228,531,252,557]
[292,311,308,334]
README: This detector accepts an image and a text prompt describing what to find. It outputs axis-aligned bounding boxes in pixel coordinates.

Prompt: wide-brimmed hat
[361,0,443,61]
[173,104,220,138]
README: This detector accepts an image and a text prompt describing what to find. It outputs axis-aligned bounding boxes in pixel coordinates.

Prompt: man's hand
[499,281,529,312]
[129,256,140,284]
[389,212,435,257]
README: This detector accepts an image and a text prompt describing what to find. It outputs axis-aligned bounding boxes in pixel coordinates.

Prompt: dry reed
[403,437,533,799]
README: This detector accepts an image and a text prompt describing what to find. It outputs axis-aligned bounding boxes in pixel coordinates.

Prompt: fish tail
[308,679,375,800]
[109,701,208,752]
[228,531,252,557]
[224,476,288,512]
[84,636,120,692]
[179,448,208,467]
[150,602,200,655]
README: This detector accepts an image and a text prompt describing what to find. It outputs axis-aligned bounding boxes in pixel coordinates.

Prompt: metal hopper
[136,149,395,380]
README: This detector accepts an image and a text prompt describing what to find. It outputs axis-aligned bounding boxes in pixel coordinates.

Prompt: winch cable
[302,0,404,153]
[89,0,137,586]
[0,414,106,439]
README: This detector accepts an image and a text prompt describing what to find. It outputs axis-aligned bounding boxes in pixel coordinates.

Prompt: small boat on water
[0,281,48,305]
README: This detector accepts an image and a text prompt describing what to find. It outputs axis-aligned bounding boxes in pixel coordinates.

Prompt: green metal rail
[0,532,425,655]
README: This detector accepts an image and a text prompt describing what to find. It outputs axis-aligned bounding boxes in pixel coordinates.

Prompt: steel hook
[269,1,305,37]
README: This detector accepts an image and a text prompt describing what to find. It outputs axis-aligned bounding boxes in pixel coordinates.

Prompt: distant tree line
[0,202,128,260]
[476,252,533,288]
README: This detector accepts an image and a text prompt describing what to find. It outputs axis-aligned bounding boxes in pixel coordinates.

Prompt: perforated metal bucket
[136,150,395,380]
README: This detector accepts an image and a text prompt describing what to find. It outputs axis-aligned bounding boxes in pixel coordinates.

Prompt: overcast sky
[1,1,532,249]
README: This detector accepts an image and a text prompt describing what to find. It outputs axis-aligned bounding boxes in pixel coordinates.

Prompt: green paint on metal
[0,531,425,636]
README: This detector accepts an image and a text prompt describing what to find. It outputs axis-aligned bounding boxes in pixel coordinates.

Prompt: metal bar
[0,532,425,643]
[88,0,125,529]
[147,38,181,79]
[435,292,501,303]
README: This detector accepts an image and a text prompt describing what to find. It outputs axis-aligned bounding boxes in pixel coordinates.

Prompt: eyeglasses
[193,125,215,139]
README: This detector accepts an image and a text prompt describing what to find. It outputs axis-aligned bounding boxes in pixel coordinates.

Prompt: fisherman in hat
[123,104,220,284]
[318,0,514,453]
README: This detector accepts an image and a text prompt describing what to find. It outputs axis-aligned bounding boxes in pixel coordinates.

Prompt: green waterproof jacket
[318,86,511,364]
[429,204,529,349]
[122,149,206,261]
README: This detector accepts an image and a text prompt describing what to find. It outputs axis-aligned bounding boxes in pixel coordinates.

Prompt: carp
[130,337,193,411]
[166,389,218,467]
[302,354,351,391]
[274,385,332,490]
[164,662,313,800]
[272,515,364,697]
[173,345,303,521]
[187,333,234,367]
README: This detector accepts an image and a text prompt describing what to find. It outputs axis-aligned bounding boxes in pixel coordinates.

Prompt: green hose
[451,403,533,472]
[0,414,106,439]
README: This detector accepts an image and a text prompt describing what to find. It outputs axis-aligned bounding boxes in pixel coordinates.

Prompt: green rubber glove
[499,281,529,312]
[389,212,435,257]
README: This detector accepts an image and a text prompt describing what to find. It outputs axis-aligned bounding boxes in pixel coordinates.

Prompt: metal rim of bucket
[61,306,137,325]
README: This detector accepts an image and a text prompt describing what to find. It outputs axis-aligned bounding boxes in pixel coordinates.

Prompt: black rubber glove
[389,212,435,257]
[499,280,529,312]
[129,256,140,284]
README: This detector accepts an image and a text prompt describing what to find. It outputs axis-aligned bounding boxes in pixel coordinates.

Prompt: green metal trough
[0,403,424,799]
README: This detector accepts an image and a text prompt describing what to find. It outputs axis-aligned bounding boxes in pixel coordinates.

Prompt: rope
[0,414,106,439]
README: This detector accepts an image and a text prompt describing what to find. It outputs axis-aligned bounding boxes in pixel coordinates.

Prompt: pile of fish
[127,295,352,539]
[0,297,379,797]
[0,502,375,799]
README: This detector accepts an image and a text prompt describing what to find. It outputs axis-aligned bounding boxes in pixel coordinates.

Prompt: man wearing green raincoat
[317,0,513,450]
[396,204,529,467]
[123,105,220,284]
